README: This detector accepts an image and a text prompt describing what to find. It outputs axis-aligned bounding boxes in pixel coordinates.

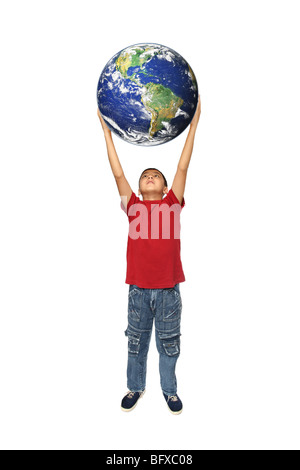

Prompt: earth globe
[97,43,198,146]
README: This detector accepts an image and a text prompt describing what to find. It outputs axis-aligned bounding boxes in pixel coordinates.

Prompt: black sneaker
[163,393,183,414]
[121,390,145,412]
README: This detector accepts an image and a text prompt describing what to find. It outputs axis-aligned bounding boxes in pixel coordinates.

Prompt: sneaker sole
[165,399,183,415]
[168,408,183,415]
[121,390,145,412]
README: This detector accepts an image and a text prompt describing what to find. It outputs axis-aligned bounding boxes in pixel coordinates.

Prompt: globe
[97,43,198,146]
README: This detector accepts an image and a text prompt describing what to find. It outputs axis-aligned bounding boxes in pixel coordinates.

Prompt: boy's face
[138,169,168,198]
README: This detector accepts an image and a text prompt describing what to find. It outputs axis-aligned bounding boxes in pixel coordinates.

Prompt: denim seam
[154,325,181,334]
[128,323,152,334]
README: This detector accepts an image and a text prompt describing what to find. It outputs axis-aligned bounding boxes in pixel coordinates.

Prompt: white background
[0,0,299,450]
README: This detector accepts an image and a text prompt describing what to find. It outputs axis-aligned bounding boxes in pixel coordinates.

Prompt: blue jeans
[125,283,182,396]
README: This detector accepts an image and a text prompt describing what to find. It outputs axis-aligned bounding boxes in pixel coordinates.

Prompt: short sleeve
[163,188,185,209]
[120,191,140,215]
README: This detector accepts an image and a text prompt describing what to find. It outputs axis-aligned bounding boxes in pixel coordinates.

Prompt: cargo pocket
[125,328,141,356]
[162,288,182,323]
[159,333,181,357]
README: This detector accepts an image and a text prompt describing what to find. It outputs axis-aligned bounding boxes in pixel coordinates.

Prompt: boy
[97,96,201,414]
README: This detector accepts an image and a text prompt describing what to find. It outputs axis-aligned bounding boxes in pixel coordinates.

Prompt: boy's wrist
[104,129,112,139]
[188,125,197,137]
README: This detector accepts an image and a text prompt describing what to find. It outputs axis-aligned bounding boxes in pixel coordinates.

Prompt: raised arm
[171,95,201,205]
[97,109,132,210]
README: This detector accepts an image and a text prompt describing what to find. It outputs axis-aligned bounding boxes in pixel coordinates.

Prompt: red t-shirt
[121,189,185,288]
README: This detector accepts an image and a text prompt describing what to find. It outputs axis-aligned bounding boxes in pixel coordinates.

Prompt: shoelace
[168,395,178,402]
[127,391,135,399]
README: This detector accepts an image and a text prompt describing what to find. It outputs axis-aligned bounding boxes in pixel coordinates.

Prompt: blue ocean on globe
[97,43,198,146]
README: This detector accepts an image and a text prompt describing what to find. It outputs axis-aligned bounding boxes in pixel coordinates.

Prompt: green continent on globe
[114,47,185,139]
[115,47,153,78]
[141,83,184,138]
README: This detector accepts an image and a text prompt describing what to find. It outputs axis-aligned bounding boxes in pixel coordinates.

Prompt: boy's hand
[190,94,201,130]
[97,108,111,136]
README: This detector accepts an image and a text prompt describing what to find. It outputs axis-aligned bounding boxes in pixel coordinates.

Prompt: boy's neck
[142,193,164,201]
[143,195,163,201]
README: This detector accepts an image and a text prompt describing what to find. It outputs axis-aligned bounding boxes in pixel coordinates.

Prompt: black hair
[139,168,168,188]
